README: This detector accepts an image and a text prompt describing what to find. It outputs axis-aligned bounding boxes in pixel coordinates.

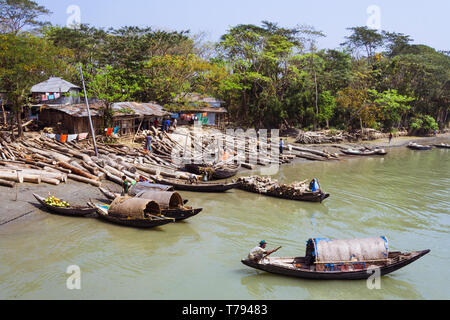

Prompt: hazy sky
[36,0,449,51]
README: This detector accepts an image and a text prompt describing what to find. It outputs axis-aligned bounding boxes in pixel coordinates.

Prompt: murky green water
[1,145,449,300]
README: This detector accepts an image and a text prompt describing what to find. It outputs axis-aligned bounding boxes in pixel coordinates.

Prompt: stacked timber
[237,176,329,202]
[0,132,197,189]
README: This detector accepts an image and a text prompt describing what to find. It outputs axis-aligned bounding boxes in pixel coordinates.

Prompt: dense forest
[1,0,449,137]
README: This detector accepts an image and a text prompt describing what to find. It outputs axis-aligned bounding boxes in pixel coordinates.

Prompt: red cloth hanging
[106,128,114,136]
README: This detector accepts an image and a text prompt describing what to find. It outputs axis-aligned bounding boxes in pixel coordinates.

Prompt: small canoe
[161,207,203,221]
[88,202,174,228]
[151,176,239,193]
[241,250,430,280]
[185,163,240,180]
[212,164,240,180]
[342,148,387,156]
[407,143,433,150]
[433,143,450,149]
[33,193,96,217]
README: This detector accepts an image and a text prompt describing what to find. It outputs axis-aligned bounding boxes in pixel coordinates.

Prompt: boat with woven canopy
[241,237,430,280]
[98,188,202,221]
[88,197,174,228]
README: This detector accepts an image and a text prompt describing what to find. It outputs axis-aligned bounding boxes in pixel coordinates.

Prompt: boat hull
[152,177,239,192]
[90,203,174,228]
[241,250,430,280]
[34,193,96,217]
[162,207,203,221]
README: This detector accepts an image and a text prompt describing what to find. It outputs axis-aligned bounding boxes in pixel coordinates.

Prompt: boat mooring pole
[78,63,98,157]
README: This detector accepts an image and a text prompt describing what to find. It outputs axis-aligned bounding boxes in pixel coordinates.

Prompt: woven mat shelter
[136,191,183,209]
[308,237,389,264]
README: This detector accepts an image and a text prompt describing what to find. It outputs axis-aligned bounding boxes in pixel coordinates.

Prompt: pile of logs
[295,129,394,145]
[237,176,311,198]
[0,131,196,189]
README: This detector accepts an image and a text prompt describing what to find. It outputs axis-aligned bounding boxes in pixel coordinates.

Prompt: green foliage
[410,115,439,134]
[369,89,414,130]
[0,0,50,34]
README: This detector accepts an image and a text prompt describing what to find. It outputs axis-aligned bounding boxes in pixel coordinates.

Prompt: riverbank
[0,130,448,229]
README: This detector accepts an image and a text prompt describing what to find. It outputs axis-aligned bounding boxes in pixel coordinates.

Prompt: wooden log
[0,178,15,188]
[68,174,102,187]
[58,161,99,181]
[0,171,24,183]
[41,177,61,185]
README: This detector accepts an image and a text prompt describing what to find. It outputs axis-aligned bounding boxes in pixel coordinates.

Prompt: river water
[1,145,449,300]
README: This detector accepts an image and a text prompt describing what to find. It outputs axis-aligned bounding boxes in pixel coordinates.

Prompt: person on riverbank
[389,133,393,144]
[173,118,177,129]
[248,240,277,263]
[280,139,285,155]
[121,176,130,196]
[145,133,152,152]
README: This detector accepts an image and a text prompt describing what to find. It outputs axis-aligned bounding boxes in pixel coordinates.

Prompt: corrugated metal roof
[42,103,103,117]
[177,107,228,113]
[111,102,171,117]
[174,93,225,105]
[41,101,171,118]
[31,77,80,93]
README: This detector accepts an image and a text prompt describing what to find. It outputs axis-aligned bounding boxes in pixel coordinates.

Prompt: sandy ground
[1,131,448,228]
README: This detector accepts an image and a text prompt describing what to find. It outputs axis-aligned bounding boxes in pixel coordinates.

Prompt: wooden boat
[433,143,450,149]
[33,193,96,217]
[241,237,430,280]
[407,143,433,150]
[88,202,174,228]
[160,207,203,221]
[128,181,174,196]
[151,176,239,193]
[98,188,202,222]
[342,148,387,156]
[237,177,330,203]
[212,164,240,180]
[185,163,240,180]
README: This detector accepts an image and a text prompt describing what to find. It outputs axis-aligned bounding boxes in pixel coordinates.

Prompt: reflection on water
[0,147,449,299]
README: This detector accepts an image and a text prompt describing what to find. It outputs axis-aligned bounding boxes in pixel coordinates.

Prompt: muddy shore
[0,133,448,229]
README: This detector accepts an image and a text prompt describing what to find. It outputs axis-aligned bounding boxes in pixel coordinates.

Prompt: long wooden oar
[264,246,282,259]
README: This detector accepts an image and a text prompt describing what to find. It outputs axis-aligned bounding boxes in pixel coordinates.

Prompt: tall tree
[0,33,69,137]
[0,0,50,34]
[341,26,384,58]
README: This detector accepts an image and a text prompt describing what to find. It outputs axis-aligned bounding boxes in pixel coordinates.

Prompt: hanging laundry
[67,134,78,142]
[46,133,56,139]
[41,94,48,101]
[106,128,114,136]
[78,133,88,141]
[55,134,61,141]
[54,92,61,99]
[202,112,207,118]
[59,134,68,143]
[113,126,120,134]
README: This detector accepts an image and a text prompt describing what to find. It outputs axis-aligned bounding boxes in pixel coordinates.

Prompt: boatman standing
[248,240,278,263]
